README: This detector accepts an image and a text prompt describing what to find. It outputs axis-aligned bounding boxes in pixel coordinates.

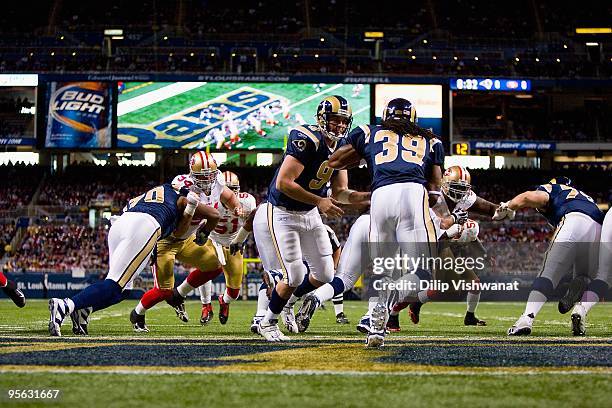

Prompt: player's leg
[170,239,223,317]
[293,219,334,332]
[508,215,581,336]
[199,280,214,325]
[462,269,486,326]
[50,213,160,336]
[217,247,243,324]
[0,270,25,308]
[131,240,179,331]
[571,212,609,335]
[258,204,305,341]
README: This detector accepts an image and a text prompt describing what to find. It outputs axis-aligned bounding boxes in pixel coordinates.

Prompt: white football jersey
[171,172,225,240]
[210,192,257,247]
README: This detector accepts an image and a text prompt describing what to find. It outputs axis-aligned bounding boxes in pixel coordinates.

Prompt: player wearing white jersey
[197,171,256,325]
[129,152,241,331]
[204,128,226,150]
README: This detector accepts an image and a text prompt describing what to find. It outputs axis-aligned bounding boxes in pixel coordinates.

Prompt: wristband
[336,189,355,204]
[185,202,197,216]
[231,227,250,244]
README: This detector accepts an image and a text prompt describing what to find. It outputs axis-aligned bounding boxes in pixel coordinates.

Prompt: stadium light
[273,53,278,58]
[50,52,55,56]
[320,37,325,42]
[535,57,540,62]
[585,42,599,46]
[231,53,236,57]
[72,52,76,56]
[411,55,416,60]
[575,28,612,34]
[408,48,412,52]
[556,58,561,62]
[210,53,215,57]
[432,56,437,60]
[515,57,520,62]
[315,54,319,58]
[163,36,168,40]
[474,56,479,61]
[364,31,384,39]
[60,36,64,40]
[423,39,428,44]
[563,44,568,49]
[190,52,194,57]
[453,56,458,60]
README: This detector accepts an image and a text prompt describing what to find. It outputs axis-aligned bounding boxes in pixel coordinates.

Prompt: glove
[229,240,246,255]
[492,201,516,221]
[194,228,210,245]
[445,223,462,239]
[451,208,468,225]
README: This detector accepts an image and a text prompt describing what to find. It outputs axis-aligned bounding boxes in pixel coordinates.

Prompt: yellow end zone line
[121,81,154,95]
[0,365,610,376]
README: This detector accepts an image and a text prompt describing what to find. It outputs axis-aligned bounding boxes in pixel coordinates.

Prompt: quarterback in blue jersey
[494,176,604,336]
[255,95,370,341]
[48,184,220,336]
[330,98,441,347]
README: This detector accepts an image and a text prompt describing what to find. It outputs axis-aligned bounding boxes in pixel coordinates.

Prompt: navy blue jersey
[126,184,183,239]
[346,124,433,191]
[536,183,604,227]
[268,125,338,211]
[424,137,445,179]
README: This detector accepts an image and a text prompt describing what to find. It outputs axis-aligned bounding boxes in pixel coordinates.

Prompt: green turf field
[116,82,370,150]
[0,300,610,407]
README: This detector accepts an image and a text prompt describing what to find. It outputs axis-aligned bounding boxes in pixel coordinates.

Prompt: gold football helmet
[189,151,218,194]
[223,171,240,194]
[441,165,471,202]
[316,95,353,141]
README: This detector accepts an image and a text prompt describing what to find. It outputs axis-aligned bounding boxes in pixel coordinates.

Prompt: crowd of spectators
[4,222,108,273]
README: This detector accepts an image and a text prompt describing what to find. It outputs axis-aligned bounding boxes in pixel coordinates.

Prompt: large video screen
[0,86,36,146]
[117,82,370,150]
[44,82,113,148]
[374,84,443,137]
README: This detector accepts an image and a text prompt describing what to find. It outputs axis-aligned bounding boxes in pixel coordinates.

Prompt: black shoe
[559,276,588,314]
[167,289,189,322]
[464,311,487,326]
[335,312,350,324]
[295,294,320,333]
[408,301,422,324]
[386,314,401,332]
[2,280,25,308]
[571,313,586,336]
[130,309,149,333]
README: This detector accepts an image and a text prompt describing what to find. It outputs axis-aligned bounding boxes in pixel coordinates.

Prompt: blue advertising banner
[470,141,556,151]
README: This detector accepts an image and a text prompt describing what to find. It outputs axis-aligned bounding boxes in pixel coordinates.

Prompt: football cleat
[558,276,588,314]
[258,319,290,342]
[218,295,230,325]
[386,314,401,332]
[200,303,213,325]
[48,298,69,337]
[295,294,320,332]
[70,307,92,335]
[366,303,388,348]
[335,312,350,324]
[281,306,299,333]
[130,309,150,333]
[168,289,189,322]
[2,281,25,308]
[571,305,586,336]
[507,313,534,336]
[251,316,263,334]
[464,312,487,326]
[356,315,371,334]
[408,301,422,324]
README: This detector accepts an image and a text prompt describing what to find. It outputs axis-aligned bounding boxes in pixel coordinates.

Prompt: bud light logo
[45,82,112,148]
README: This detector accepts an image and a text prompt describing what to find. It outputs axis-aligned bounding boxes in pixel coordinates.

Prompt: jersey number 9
[309,160,334,189]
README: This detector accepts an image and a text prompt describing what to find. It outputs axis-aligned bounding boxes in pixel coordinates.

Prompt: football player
[388,165,499,330]
[197,171,256,325]
[129,152,242,332]
[0,271,25,308]
[496,177,604,336]
[49,183,220,336]
[570,209,611,335]
[255,95,370,341]
[329,98,441,347]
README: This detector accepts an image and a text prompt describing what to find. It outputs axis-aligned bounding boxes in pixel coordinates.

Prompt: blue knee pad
[330,277,345,297]
[531,277,554,297]
[588,279,609,299]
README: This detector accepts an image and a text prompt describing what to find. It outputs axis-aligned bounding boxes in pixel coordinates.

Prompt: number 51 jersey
[346,124,435,192]
[210,192,257,246]
[268,125,337,211]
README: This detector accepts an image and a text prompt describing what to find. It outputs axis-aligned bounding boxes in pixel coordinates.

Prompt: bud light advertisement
[44,82,113,148]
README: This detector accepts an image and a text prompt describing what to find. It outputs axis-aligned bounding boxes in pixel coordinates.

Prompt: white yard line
[117,82,207,116]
